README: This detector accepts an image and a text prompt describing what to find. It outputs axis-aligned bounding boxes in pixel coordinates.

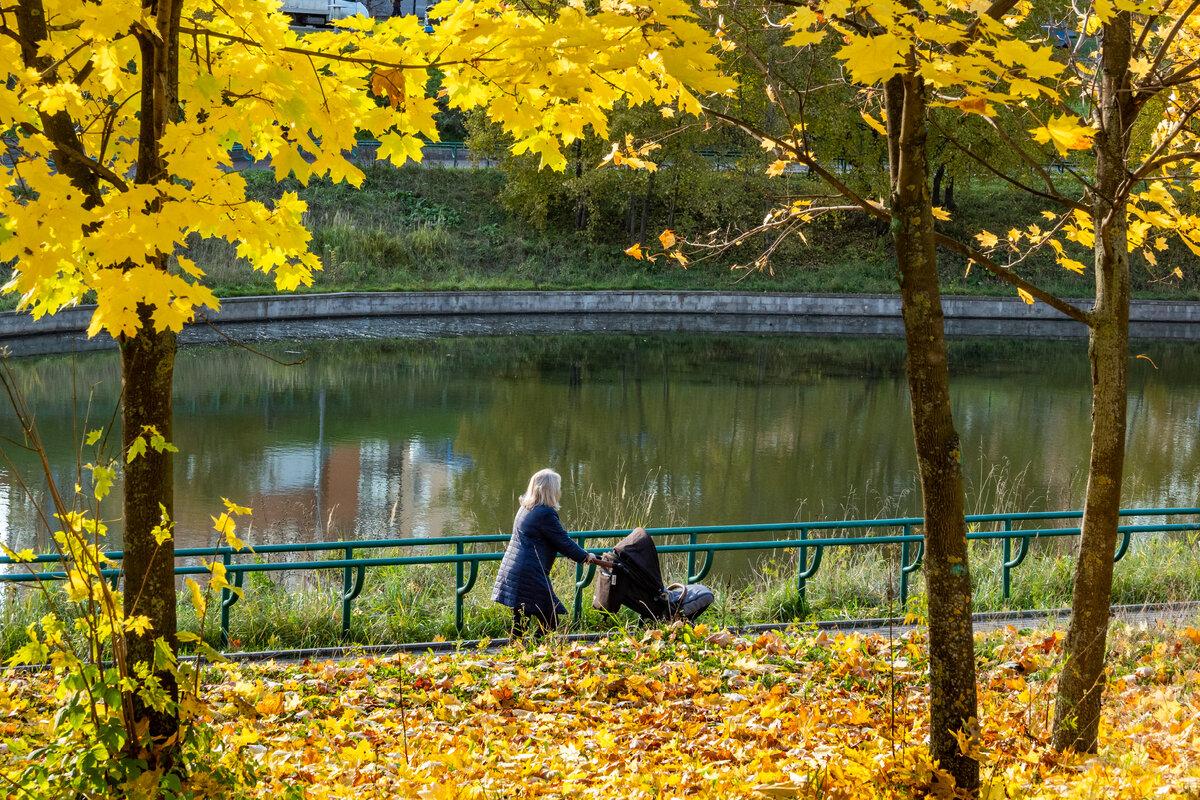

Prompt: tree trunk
[887,73,979,791]
[574,139,587,232]
[120,310,179,754]
[639,170,655,243]
[1052,14,1133,754]
[123,0,184,765]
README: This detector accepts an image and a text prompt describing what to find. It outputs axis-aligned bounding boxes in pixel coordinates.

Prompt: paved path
[220,601,1200,663]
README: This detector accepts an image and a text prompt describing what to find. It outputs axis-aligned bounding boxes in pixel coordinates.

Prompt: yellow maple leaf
[1030,114,1096,156]
[624,243,644,260]
[837,32,909,84]
[766,160,790,177]
[370,68,406,108]
[976,230,999,248]
[212,512,245,551]
[932,207,951,221]
[859,110,887,136]
[1,544,36,563]
[187,578,206,616]
[222,497,253,516]
[659,230,677,249]
[1017,288,1035,305]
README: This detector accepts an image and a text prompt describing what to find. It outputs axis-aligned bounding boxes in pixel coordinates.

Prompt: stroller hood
[613,527,665,594]
[592,527,668,620]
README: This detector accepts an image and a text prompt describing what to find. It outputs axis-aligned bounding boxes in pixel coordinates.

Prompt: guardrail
[3,508,1198,647]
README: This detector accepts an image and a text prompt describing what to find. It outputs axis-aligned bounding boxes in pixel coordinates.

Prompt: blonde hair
[520,468,562,510]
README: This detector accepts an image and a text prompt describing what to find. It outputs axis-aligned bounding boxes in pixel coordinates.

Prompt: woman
[492,468,611,636]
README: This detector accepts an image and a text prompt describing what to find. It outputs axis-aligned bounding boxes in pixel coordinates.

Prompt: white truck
[282,1,371,27]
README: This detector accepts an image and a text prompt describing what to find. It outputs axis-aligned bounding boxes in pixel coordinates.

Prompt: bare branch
[702,106,890,221]
[1132,150,1200,180]
[933,233,1092,325]
[930,116,1089,213]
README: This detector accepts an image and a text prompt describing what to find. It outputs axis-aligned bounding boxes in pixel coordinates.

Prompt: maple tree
[972,3,1200,754]
[0,0,731,759]
[669,1,1076,789]
[791,1,1200,754]
[637,0,1200,773]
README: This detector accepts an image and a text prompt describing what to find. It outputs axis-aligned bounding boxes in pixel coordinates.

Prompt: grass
[182,164,1200,302]
[5,520,1198,657]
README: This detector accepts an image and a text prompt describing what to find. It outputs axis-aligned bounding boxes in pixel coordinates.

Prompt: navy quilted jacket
[492,504,589,618]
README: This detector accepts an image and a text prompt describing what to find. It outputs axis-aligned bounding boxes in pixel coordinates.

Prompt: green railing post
[794,531,823,620]
[1114,528,1132,562]
[455,542,465,633]
[686,531,697,583]
[573,534,587,624]
[899,525,923,607]
[1001,520,1031,604]
[341,546,354,639]
[796,528,808,612]
[220,569,244,650]
[1002,519,1013,602]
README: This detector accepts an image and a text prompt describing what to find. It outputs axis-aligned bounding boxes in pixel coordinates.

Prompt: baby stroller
[592,527,715,622]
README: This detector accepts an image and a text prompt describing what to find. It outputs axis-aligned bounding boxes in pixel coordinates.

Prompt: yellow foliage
[0,0,733,339]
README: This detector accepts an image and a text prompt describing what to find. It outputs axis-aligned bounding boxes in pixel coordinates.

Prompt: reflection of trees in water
[2,334,1199,557]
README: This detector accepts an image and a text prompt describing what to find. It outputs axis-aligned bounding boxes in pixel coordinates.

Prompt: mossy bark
[123,0,185,765]
[120,310,180,757]
[1052,14,1133,754]
[887,73,979,791]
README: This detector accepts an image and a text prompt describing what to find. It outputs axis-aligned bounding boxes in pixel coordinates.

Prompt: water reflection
[1,334,1198,554]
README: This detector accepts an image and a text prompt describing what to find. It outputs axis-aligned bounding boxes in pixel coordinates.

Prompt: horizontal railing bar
[4,521,1199,582]
[9,510,1200,566]
[4,508,1198,567]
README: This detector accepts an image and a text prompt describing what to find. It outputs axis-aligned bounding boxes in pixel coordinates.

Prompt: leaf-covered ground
[5,623,1200,799]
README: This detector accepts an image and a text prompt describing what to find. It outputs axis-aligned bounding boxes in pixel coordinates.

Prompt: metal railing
[3,507,1198,647]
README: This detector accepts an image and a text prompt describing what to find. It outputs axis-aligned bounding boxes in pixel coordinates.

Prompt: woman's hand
[587,554,615,569]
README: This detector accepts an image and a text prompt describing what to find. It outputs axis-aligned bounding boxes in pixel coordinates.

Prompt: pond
[2,332,1199,553]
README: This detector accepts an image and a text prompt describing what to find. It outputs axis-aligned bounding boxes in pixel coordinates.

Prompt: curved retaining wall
[1,291,1198,352]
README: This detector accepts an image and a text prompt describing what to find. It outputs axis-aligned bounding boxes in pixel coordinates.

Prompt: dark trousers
[511,606,558,638]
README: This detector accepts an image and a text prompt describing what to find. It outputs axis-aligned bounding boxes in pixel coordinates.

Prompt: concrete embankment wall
[1,291,1197,355]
